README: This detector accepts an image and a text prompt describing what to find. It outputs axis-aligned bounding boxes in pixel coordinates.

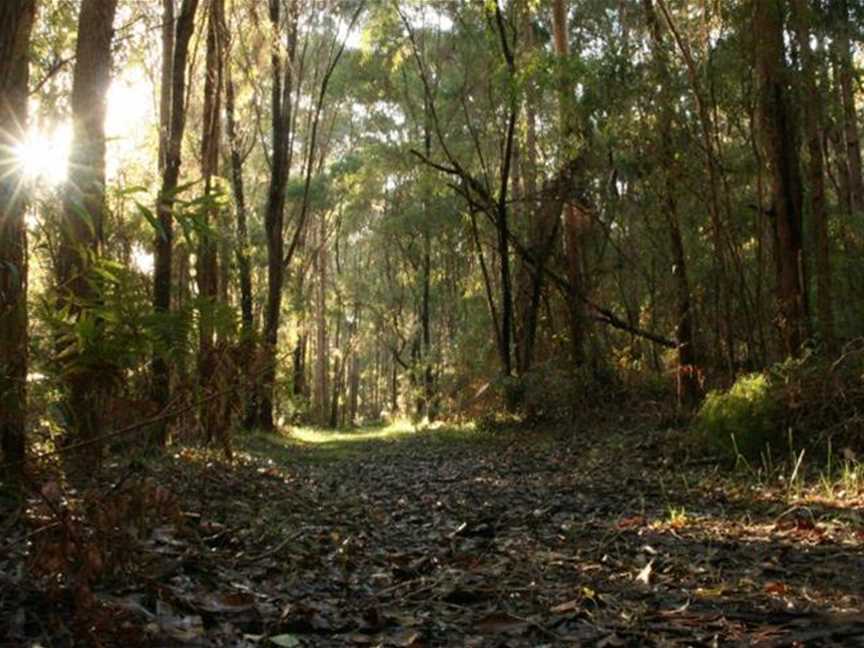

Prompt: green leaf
[136,201,167,241]
[269,635,302,647]
[70,201,96,238]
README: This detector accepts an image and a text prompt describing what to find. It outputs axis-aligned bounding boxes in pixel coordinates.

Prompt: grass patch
[236,419,513,466]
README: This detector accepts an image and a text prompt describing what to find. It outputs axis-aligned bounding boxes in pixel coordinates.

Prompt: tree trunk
[493,5,518,378]
[514,6,556,374]
[420,113,435,415]
[656,0,737,372]
[57,0,118,460]
[552,0,589,367]
[258,0,298,431]
[292,333,307,399]
[0,0,36,471]
[832,0,864,217]
[225,71,253,340]
[348,318,360,426]
[753,0,808,356]
[792,0,834,351]
[328,311,342,428]
[158,0,174,173]
[390,352,398,413]
[314,220,329,424]
[643,0,702,409]
[151,0,199,446]
[197,0,224,442]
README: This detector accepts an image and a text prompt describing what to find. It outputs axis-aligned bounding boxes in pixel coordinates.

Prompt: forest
[2,0,864,645]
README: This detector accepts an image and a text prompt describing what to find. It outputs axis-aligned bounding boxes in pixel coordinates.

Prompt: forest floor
[3,419,864,646]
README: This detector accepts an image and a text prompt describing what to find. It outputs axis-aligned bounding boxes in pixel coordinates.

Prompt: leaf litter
[2,425,864,646]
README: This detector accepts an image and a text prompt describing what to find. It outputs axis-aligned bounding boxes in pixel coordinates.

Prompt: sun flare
[14,125,72,187]
[13,73,154,189]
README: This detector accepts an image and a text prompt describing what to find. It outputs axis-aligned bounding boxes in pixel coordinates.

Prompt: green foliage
[694,345,864,463]
[36,254,194,403]
[694,373,784,461]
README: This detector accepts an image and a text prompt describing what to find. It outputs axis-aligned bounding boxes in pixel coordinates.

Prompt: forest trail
[5,424,864,646]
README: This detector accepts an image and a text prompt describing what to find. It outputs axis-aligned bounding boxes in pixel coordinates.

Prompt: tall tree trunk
[753,0,808,356]
[832,0,864,217]
[0,0,36,471]
[158,0,174,173]
[419,107,434,416]
[328,307,342,428]
[57,0,118,459]
[348,309,360,425]
[514,5,556,374]
[197,0,223,328]
[390,352,398,413]
[151,0,199,446]
[491,4,517,378]
[292,332,307,398]
[552,0,588,367]
[225,70,253,340]
[792,0,834,351]
[197,0,224,442]
[656,0,737,372]
[258,0,298,431]
[643,0,702,409]
[314,220,329,424]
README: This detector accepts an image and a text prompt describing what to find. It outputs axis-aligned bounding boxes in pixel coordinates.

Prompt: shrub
[694,373,785,460]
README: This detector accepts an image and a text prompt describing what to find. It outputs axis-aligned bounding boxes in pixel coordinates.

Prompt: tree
[151,0,200,446]
[56,0,118,456]
[225,55,253,346]
[513,3,557,375]
[831,0,864,218]
[0,0,36,470]
[791,0,834,351]
[552,0,590,367]
[197,0,225,441]
[403,1,519,378]
[642,0,701,408]
[753,0,808,356]
[256,0,299,431]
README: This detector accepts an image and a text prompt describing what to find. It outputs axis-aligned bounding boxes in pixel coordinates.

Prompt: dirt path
[4,425,864,646]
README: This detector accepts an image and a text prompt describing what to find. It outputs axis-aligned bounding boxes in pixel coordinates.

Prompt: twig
[239,530,303,564]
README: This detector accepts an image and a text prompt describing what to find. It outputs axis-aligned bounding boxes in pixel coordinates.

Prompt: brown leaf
[764,581,789,596]
[550,599,581,614]
[475,613,528,635]
[196,591,256,613]
[617,515,646,529]
[386,628,423,646]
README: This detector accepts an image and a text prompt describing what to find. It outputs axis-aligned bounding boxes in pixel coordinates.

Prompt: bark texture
[753,0,808,356]
[57,0,118,458]
[552,0,589,367]
[258,0,298,430]
[0,0,36,469]
[152,0,200,445]
[792,0,834,351]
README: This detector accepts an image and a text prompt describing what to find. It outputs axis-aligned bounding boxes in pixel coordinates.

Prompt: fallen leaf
[387,628,422,646]
[196,591,256,613]
[636,559,654,585]
[475,613,528,635]
[550,599,580,614]
[617,516,646,529]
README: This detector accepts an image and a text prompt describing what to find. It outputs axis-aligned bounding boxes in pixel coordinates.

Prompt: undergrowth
[691,342,864,463]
